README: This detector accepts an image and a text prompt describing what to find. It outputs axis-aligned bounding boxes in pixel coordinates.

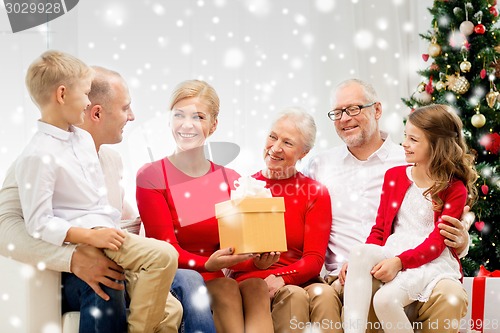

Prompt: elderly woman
[136,79,273,333]
[230,107,334,332]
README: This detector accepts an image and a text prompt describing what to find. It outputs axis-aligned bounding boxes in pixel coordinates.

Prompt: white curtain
[0,0,433,204]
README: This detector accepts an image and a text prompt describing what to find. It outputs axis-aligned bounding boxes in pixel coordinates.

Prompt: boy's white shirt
[15,122,121,246]
[0,141,136,272]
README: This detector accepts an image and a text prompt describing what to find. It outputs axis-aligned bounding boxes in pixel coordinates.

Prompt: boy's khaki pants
[105,231,179,333]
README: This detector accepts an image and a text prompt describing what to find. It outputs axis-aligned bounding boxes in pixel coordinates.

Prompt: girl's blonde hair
[408,104,478,210]
[169,79,220,121]
[25,50,93,107]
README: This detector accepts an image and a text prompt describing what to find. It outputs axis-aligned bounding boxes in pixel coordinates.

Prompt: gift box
[461,266,500,333]
[215,197,287,254]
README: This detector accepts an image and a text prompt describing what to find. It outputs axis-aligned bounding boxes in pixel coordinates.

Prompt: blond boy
[16,50,178,333]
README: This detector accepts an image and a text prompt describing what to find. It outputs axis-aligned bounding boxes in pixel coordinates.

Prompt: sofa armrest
[0,255,62,332]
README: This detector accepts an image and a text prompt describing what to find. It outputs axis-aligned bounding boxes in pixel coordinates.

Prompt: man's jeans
[62,272,127,333]
[62,268,216,333]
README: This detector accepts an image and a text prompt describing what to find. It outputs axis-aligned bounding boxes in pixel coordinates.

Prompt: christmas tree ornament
[429,63,439,71]
[458,4,476,37]
[474,23,486,34]
[480,132,500,154]
[428,37,442,57]
[486,87,499,108]
[480,68,487,79]
[481,184,489,195]
[489,60,500,78]
[486,90,499,108]
[489,6,499,17]
[449,75,470,94]
[425,76,434,94]
[417,82,426,93]
[474,11,486,34]
[436,81,446,91]
[475,221,485,232]
[460,60,472,72]
[414,91,432,104]
[474,10,484,22]
[459,21,475,36]
[446,74,457,88]
[422,54,429,61]
[471,113,486,128]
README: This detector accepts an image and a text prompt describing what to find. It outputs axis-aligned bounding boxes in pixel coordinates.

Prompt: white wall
[0,0,433,208]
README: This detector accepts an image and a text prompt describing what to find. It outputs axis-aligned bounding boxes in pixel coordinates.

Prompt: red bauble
[474,24,486,34]
[481,69,487,79]
[490,6,499,17]
[422,54,429,62]
[480,132,500,154]
[475,221,485,232]
[481,184,489,195]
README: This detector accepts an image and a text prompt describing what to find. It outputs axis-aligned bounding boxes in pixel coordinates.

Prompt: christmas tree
[403,0,500,276]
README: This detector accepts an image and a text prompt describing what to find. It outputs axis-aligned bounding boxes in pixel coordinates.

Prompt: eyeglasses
[327,102,376,121]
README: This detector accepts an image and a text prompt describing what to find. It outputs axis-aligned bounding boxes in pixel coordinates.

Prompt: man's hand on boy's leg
[71,244,125,300]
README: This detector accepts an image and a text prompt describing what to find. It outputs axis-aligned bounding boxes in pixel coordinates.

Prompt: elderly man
[303,78,471,333]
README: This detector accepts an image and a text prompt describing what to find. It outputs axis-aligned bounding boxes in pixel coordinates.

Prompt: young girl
[343,104,478,333]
